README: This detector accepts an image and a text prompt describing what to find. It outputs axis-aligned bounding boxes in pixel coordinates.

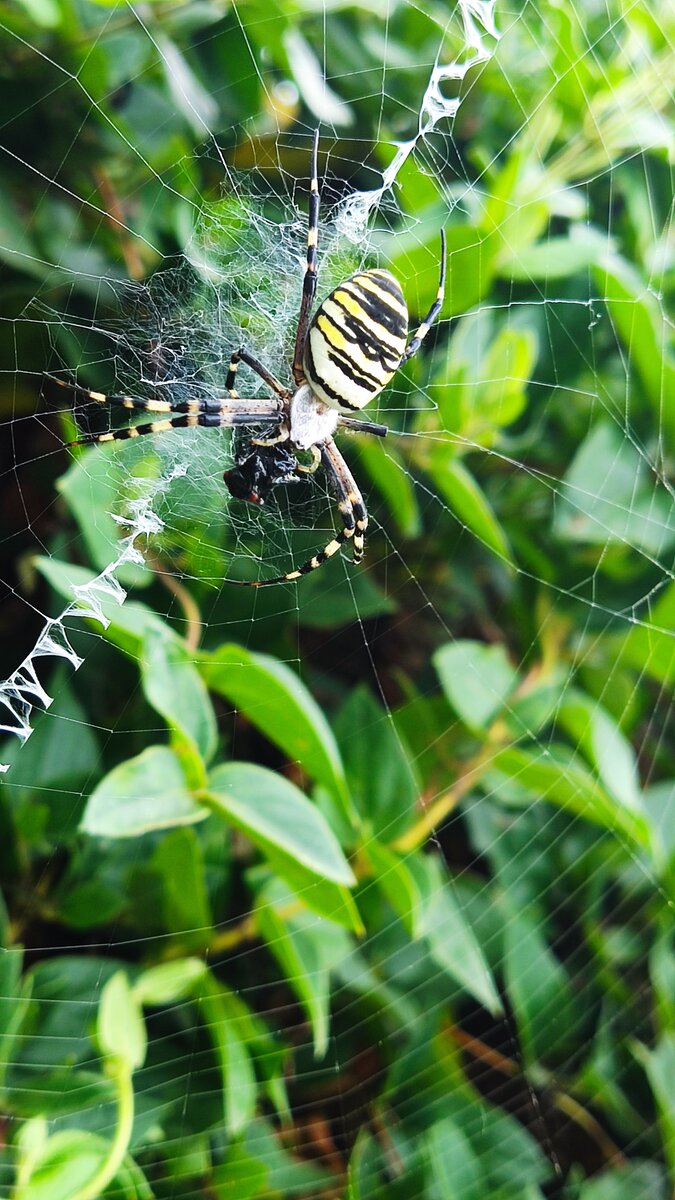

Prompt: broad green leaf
[142,627,217,771]
[420,859,502,1016]
[619,581,675,686]
[152,826,212,941]
[503,909,577,1064]
[0,947,27,1091]
[356,438,421,538]
[578,1163,669,1200]
[335,686,418,839]
[0,679,99,797]
[15,1130,108,1200]
[206,763,355,887]
[384,222,494,318]
[97,971,146,1070]
[81,746,205,838]
[555,420,675,556]
[477,1105,550,1191]
[199,981,257,1135]
[556,690,642,811]
[426,1118,483,1199]
[256,878,351,1058]
[650,936,675,1036]
[365,842,432,938]
[433,639,518,732]
[295,564,396,627]
[202,643,351,816]
[134,959,207,1006]
[498,227,608,281]
[435,313,536,446]
[425,450,514,565]
[491,745,650,846]
[643,781,675,877]
[57,453,149,585]
[211,1145,269,1200]
[594,255,675,451]
[33,557,180,657]
[57,881,124,929]
[347,1129,383,1200]
[284,29,353,125]
[15,0,60,26]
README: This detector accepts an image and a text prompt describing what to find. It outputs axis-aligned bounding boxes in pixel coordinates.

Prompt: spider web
[0,0,673,1196]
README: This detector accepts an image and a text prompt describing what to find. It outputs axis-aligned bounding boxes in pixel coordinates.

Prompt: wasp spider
[47,132,445,586]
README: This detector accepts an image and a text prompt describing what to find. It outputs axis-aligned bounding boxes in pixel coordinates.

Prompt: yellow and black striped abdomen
[303,269,408,411]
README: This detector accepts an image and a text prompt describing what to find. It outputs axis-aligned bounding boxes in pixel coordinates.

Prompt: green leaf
[15,1130,108,1200]
[435,313,536,446]
[433,639,518,732]
[619,581,675,686]
[256,878,351,1058]
[420,858,502,1016]
[57,453,149,585]
[426,1118,484,1198]
[643,781,675,876]
[202,643,351,816]
[142,628,217,770]
[490,745,651,847]
[81,746,205,838]
[355,438,421,538]
[0,947,27,1091]
[97,970,147,1071]
[650,935,675,1036]
[594,254,675,451]
[33,557,181,658]
[556,689,642,811]
[634,1034,675,1180]
[199,981,257,1135]
[211,1144,269,1200]
[335,686,419,839]
[57,881,124,929]
[206,763,355,887]
[134,959,207,1006]
[503,908,577,1063]
[425,450,515,565]
[477,1105,550,1190]
[384,222,494,318]
[555,420,675,556]
[578,1162,669,1200]
[152,826,212,941]
[365,842,432,938]
[498,227,609,281]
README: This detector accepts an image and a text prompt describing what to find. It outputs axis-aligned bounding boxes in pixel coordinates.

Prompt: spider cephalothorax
[47,131,445,586]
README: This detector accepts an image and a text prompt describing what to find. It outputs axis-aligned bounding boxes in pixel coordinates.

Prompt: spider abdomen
[303,269,408,411]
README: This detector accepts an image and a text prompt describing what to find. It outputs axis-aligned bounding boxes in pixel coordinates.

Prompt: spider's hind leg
[227,435,367,587]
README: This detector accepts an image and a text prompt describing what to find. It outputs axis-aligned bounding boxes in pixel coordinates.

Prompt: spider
[47,131,445,586]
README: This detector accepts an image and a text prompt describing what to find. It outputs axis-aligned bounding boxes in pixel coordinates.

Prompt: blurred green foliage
[1,0,674,1197]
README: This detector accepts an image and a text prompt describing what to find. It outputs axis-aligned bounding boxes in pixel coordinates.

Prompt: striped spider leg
[44,373,283,446]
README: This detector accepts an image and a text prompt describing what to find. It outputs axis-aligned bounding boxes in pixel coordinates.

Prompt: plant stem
[71,1062,134,1200]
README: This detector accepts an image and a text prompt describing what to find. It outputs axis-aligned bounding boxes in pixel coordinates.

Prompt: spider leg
[296,444,321,474]
[251,426,290,448]
[228,436,367,587]
[337,414,388,438]
[292,129,320,386]
[226,349,288,399]
[400,229,446,364]
[45,374,282,435]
